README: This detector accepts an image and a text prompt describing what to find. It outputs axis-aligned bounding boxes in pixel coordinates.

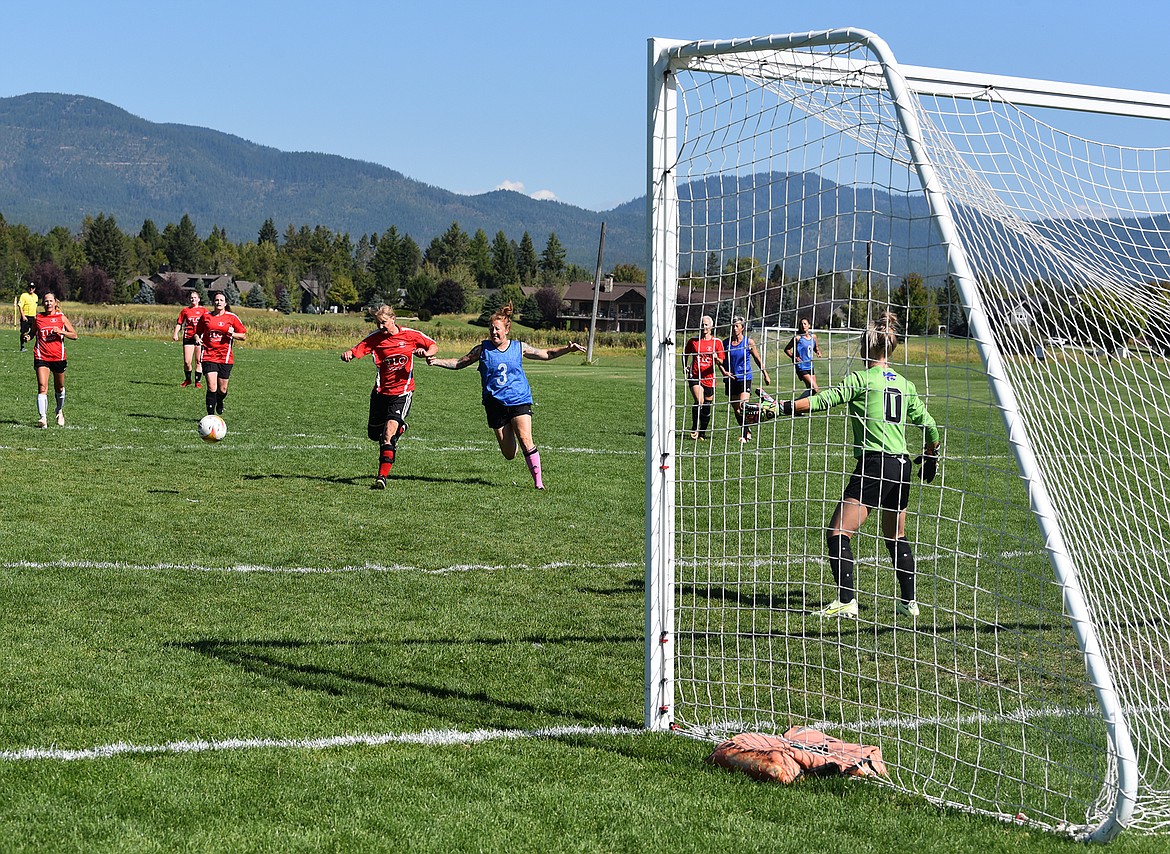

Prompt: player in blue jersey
[784,317,823,393]
[724,316,771,443]
[778,312,941,619]
[427,302,584,489]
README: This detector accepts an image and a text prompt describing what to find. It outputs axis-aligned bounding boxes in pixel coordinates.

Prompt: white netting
[654,35,1170,839]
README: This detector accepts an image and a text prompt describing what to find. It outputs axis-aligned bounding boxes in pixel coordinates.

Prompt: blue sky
[2,1,1169,213]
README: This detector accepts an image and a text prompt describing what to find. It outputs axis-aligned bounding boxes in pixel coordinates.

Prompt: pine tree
[275,284,293,314]
[258,218,279,245]
[490,231,518,288]
[517,231,538,285]
[539,232,567,285]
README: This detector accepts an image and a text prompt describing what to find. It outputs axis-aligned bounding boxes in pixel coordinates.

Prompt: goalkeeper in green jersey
[778,312,941,619]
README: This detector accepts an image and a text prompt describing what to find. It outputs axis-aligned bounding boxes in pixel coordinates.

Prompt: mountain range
[3,92,1169,290]
[0,93,645,267]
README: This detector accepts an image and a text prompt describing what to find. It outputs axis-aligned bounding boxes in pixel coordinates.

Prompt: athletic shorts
[689,380,717,397]
[33,359,67,373]
[724,378,750,398]
[202,361,233,379]
[483,396,532,430]
[182,336,200,346]
[795,366,815,380]
[368,389,412,441]
[842,452,912,511]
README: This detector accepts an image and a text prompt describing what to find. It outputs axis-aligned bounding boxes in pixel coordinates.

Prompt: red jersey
[195,311,247,364]
[176,306,208,339]
[685,336,725,388]
[33,311,69,361]
[346,326,437,396]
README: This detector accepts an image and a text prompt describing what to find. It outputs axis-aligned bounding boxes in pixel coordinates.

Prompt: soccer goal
[646,29,1170,842]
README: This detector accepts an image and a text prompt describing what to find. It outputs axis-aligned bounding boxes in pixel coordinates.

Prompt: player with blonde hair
[780,312,941,618]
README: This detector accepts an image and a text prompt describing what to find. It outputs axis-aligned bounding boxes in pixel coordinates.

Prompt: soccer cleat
[56,411,65,427]
[180,380,191,387]
[36,418,47,429]
[896,600,920,618]
[195,381,202,389]
[813,599,858,618]
[371,476,387,490]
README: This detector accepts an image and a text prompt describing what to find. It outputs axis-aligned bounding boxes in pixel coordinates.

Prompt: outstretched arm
[522,341,585,361]
[428,343,483,369]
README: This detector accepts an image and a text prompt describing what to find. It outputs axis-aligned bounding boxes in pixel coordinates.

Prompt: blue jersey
[478,339,533,406]
[725,336,752,381]
[794,335,817,371]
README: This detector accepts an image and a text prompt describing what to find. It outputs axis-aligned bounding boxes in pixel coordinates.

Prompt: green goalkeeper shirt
[805,365,941,458]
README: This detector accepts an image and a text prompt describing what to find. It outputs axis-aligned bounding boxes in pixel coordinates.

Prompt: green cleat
[813,599,858,618]
[896,600,920,618]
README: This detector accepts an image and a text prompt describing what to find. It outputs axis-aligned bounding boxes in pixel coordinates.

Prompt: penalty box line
[0,725,643,763]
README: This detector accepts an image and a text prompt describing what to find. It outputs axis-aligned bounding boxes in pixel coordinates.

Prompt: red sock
[378,444,395,478]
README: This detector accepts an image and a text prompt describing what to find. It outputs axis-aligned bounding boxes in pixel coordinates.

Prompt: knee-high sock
[698,401,713,434]
[37,393,47,420]
[206,390,216,415]
[378,443,395,478]
[522,445,543,489]
[827,534,855,604]
[691,403,699,432]
[55,390,65,413]
[886,537,917,603]
[216,390,227,415]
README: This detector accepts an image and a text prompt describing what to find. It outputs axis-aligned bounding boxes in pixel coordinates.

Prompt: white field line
[0,559,640,575]
[0,725,642,763]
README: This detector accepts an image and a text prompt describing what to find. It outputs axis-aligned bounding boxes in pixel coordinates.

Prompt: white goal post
[646,28,1170,842]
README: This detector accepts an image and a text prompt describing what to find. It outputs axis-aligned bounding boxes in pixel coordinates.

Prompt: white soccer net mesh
[656,35,1170,838]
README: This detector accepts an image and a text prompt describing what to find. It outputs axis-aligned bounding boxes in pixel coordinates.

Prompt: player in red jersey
[32,292,78,428]
[172,290,208,388]
[193,292,247,416]
[683,315,726,440]
[341,304,438,490]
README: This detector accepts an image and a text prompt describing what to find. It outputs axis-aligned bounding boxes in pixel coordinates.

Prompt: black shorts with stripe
[842,452,912,511]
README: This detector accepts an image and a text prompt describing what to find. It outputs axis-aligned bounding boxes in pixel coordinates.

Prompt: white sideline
[0,559,640,575]
[0,725,642,763]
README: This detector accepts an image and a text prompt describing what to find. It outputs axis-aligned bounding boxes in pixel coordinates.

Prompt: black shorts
[795,366,815,380]
[368,390,412,441]
[724,378,750,398]
[202,361,233,379]
[483,396,532,430]
[842,453,912,511]
[33,359,67,373]
[182,336,200,347]
[19,317,33,339]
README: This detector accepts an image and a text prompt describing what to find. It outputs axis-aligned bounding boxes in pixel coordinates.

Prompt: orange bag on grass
[707,726,888,784]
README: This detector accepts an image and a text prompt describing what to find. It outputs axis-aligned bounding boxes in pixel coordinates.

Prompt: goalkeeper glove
[778,399,793,417]
[914,447,939,483]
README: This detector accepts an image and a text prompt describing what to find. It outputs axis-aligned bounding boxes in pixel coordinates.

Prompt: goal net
[645,29,1170,842]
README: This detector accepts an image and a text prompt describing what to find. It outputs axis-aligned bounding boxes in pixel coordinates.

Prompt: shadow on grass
[242,471,495,487]
[127,412,201,423]
[177,634,641,730]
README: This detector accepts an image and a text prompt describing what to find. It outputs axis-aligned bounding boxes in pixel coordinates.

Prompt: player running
[31,292,78,428]
[341,304,438,490]
[173,289,208,388]
[427,302,584,490]
[194,292,247,416]
[778,312,941,619]
[784,317,822,393]
[684,315,725,440]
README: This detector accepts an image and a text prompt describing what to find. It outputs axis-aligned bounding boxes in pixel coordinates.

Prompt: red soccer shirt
[33,311,69,361]
[346,326,437,396]
[195,311,247,364]
[177,306,208,339]
[685,336,725,389]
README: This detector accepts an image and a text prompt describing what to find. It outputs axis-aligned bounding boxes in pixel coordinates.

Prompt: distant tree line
[0,211,609,321]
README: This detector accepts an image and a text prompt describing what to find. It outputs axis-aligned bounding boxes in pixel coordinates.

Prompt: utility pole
[586,222,606,362]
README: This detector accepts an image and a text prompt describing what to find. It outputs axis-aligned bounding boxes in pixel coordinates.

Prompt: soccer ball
[197,414,227,443]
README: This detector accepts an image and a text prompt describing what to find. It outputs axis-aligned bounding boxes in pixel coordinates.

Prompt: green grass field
[0,325,1162,852]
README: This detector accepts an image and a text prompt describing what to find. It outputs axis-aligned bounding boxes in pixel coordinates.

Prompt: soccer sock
[827,534,855,604]
[194,371,202,383]
[699,402,712,434]
[378,443,395,478]
[185,368,192,382]
[216,391,226,414]
[522,445,543,489]
[691,403,699,432]
[886,537,917,603]
[55,390,65,413]
[37,393,47,420]
[206,390,216,415]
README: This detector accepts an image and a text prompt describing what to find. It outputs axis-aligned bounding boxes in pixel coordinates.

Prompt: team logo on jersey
[883,370,896,381]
